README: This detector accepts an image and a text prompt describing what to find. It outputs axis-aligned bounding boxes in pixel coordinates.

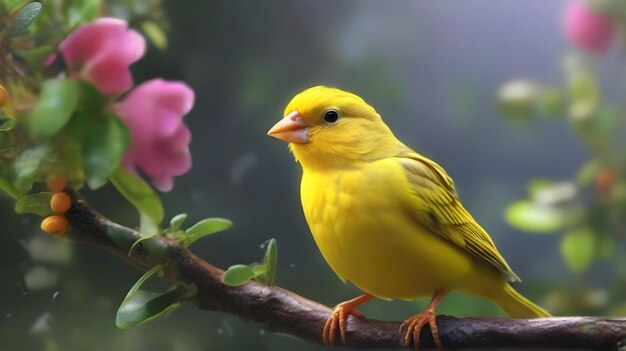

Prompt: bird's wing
[395,148,520,282]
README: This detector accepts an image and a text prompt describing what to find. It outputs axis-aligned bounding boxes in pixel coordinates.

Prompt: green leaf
[182,218,232,247]
[538,88,564,118]
[496,80,538,120]
[139,212,159,236]
[0,111,16,131]
[532,181,577,207]
[595,234,614,260]
[141,21,167,50]
[576,160,601,186]
[110,167,164,230]
[11,1,42,37]
[0,176,20,199]
[262,238,278,286]
[116,286,187,329]
[568,70,599,122]
[116,265,195,329]
[66,0,100,28]
[169,213,188,231]
[0,129,13,149]
[128,232,157,257]
[527,178,554,198]
[82,116,129,189]
[222,264,257,286]
[505,200,565,233]
[117,266,162,310]
[251,263,267,276]
[5,0,28,11]
[14,192,52,216]
[13,145,49,194]
[29,78,79,138]
[76,80,104,114]
[560,228,595,273]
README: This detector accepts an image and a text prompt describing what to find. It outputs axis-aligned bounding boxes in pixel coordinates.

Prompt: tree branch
[63,191,626,350]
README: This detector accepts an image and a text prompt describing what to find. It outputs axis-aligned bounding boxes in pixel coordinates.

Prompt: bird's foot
[322,301,365,346]
[400,307,442,350]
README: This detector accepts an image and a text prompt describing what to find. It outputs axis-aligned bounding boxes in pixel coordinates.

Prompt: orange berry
[595,169,615,194]
[50,192,71,214]
[46,176,68,192]
[40,215,69,236]
[0,85,6,106]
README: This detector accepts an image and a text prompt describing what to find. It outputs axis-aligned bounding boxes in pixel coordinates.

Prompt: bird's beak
[267,111,309,144]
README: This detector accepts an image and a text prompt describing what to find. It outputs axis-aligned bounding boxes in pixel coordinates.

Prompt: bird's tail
[495,283,551,318]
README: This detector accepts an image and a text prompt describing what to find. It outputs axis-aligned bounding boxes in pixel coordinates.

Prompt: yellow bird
[267,86,550,349]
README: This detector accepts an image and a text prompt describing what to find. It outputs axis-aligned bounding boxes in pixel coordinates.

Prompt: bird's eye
[323,110,339,123]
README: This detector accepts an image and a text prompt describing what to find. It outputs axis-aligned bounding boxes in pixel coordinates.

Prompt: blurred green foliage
[499,0,626,317]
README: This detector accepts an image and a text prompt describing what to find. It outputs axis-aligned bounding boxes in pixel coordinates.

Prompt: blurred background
[2,0,626,350]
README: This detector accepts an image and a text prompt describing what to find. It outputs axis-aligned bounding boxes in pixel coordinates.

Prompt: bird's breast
[299,159,483,300]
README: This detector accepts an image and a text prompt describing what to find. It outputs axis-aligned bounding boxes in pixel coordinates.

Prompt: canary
[268,86,550,349]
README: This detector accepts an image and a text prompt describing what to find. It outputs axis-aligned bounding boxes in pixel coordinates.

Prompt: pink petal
[115,79,195,192]
[58,17,146,94]
[59,18,128,68]
[156,111,183,136]
[115,29,146,65]
[84,57,134,94]
[564,1,615,54]
[151,176,174,192]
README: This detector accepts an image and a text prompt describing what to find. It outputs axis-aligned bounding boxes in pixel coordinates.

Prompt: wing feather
[396,148,520,282]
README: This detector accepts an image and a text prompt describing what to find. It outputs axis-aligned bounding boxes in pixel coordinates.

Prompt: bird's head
[268,86,399,170]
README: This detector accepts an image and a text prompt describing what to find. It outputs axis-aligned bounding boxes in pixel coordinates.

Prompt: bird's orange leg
[323,293,374,346]
[400,289,447,350]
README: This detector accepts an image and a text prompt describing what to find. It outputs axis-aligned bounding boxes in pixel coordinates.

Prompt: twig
[63,190,626,350]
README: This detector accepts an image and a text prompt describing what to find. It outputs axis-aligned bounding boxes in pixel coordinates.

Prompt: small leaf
[66,0,100,28]
[505,200,565,233]
[139,212,159,236]
[13,145,49,194]
[117,266,161,312]
[0,176,20,199]
[12,1,42,37]
[29,78,79,138]
[538,88,564,118]
[116,265,194,329]
[251,263,267,276]
[182,218,232,247]
[576,160,601,186]
[82,116,129,189]
[222,265,256,286]
[595,235,614,260]
[14,192,52,216]
[110,167,164,230]
[262,238,278,286]
[0,111,16,131]
[532,181,577,207]
[0,131,13,149]
[76,80,105,114]
[496,80,538,120]
[169,213,188,231]
[141,21,167,49]
[527,178,554,198]
[128,232,156,257]
[560,228,594,273]
[567,70,599,122]
[115,287,187,329]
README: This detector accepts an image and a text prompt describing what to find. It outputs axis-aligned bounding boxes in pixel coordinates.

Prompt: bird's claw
[400,307,442,350]
[322,302,364,346]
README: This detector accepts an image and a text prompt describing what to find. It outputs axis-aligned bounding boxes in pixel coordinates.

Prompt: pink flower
[115,79,194,192]
[59,18,146,94]
[564,1,615,54]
